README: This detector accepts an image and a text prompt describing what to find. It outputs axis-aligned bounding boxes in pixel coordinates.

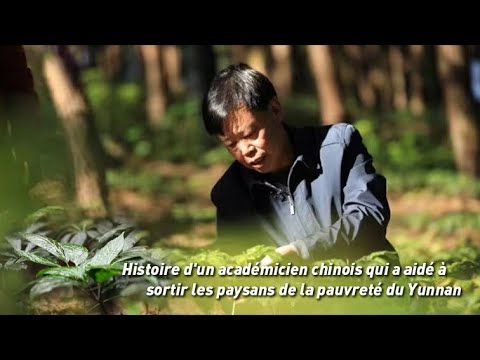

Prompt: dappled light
[1,45,480,314]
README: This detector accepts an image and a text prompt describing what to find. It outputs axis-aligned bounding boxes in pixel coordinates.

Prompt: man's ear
[270,96,282,121]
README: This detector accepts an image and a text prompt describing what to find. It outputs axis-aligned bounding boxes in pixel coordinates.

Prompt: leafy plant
[1,206,168,314]
[17,232,167,314]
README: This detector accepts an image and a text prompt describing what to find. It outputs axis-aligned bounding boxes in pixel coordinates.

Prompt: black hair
[202,63,277,135]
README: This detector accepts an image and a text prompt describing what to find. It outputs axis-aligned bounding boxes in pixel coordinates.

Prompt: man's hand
[259,244,299,267]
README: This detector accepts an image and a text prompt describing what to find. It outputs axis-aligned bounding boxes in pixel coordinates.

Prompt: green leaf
[22,234,65,261]
[3,258,28,271]
[15,250,59,267]
[61,243,88,265]
[24,221,48,235]
[87,267,121,283]
[87,232,125,267]
[355,251,401,266]
[37,266,87,281]
[113,246,148,263]
[245,245,277,256]
[5,236,21,251]
[123,230,147,251]
[313,258,348,267]
[97,224,131,244]
[447,260,480,280]
[25,206,65,225]
[58,232,72,243]
[69,232,88,245]
[30,277,76,299]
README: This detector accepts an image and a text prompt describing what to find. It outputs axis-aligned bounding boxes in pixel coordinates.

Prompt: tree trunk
[231,45,248,63]
[365,45,391,111]
[230,45,268,75]
[162,45,183,96]
[408,45,426,115]
[98,45,123,82]
[334,46,356,109]
[389,45,407,110]
[270,45,292,100]
[43,46,108,217]
[182,45,217,99]
[436,45,480,177]
[139,45,167,131]
[343,45,376,110]
[247,46,268,76]
[307,45,346,124]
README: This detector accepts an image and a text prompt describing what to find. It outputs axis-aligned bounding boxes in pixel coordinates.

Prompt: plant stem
[97,284,108,315]
[103,294,121,303]
[98,299,108,315]
[86,302,100,314]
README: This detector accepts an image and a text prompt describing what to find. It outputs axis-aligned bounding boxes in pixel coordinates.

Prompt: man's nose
[239,141,255,157]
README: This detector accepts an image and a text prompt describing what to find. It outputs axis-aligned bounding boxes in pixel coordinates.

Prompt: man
[202,63,396,262]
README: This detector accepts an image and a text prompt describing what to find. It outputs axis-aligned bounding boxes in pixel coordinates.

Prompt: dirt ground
[108,161,480,254]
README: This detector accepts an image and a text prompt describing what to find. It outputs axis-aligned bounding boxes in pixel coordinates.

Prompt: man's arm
[293,124,393,261]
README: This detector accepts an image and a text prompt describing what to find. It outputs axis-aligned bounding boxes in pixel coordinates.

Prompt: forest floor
[108,160,480,263]
[27,160,480,315]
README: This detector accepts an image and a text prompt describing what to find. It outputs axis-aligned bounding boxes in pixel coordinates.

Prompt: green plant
[386,170,480,196]
[16,232,166,314]
[1,206,167,314]
[106,169,166,194]
[152,98,211,163]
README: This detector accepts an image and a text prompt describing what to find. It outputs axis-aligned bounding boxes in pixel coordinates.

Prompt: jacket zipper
[263,181,295,215]
[287,194,295,215]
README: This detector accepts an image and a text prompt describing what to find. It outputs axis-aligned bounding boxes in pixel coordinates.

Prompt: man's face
[218,98,293,174]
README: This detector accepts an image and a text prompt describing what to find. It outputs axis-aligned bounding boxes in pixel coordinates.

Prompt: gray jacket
[211,123,396,261]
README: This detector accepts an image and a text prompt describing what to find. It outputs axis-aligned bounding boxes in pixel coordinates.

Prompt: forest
[1,45,479,315]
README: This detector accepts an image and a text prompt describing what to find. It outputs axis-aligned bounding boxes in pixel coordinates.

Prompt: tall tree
[230,45,248,63]
[270,45,293,100]
[98,45,123,82]
[162,45,183,96]
[343,45,376,110]
[230,45,268,75]
[182,45,216,99]
[139,45,167,131]
[246,46,268,76]
[365,45,391,111]
[388,45,407,110]
[43,45,108,217]
[437,45,480,177]
[307,45,346,124]
[408,45,426,115]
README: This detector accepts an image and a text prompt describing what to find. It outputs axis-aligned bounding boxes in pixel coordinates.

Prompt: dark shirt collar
[241,122,321,194]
